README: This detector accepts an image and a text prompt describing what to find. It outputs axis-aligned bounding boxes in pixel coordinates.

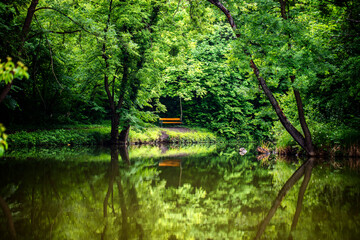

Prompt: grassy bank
[272,122,360,157]
[6,124,217,147]
[3,144,217,161]
[129,127,217,144]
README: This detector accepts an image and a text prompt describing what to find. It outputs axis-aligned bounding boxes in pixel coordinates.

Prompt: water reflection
[102,146,144,240]
[1,145,360,239]
[159,159,182,187]
[255,159,314,240]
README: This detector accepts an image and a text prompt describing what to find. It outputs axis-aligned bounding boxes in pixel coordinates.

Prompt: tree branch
[207,0,239,36]
[347,18,360,23]
[19,0,39,52]
[46,30,81,35]
[27,29,81,40]
[35,7,97,36]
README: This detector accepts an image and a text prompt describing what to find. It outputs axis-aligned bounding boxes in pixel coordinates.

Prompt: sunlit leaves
[0,123,7,156]
[0,57,29,84]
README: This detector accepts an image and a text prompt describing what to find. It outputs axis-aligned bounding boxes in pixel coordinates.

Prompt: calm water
[0,144,360,240]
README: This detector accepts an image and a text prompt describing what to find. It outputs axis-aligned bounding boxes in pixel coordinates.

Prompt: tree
[205,0,332,155]
[92,0,172,144]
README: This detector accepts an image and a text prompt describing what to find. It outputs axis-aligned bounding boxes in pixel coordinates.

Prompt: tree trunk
[110,115,120,145]
[119,125,130,145]
[0,83,12,105]
[19,0,39,50]
[291,77,315,155]
[250,60,308,152]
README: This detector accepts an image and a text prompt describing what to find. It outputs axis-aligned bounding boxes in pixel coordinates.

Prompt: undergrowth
[7,125,218,147]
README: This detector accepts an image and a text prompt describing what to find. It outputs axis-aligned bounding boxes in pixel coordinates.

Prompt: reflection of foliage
[4,144,217,162]
[130,144,217,159]
[1,146,360,239]
[129,127,217,143]
[3,146,111,162]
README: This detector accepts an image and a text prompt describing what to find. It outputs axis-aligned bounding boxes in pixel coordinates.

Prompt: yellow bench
[159,118,182,126]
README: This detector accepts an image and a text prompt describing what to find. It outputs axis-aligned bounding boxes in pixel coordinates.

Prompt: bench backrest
[159,118,182,125]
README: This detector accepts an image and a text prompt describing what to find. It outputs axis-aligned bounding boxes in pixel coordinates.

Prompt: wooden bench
[159,118,182,127]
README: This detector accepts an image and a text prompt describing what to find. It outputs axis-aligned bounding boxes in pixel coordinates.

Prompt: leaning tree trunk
[207,0,315,156]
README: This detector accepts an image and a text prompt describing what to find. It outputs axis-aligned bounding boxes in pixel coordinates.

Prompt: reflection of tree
[255,159,314,240]
[0,196,16,239]
[2,148,360,239]
[102,145,144,240]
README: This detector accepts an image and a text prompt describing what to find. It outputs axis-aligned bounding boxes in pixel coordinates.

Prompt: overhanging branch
[35,7,97,36]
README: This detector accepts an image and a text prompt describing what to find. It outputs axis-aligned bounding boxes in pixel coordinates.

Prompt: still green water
[0,144,359,240]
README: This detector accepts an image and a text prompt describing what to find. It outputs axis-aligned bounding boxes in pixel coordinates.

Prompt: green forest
[1,0,360,156]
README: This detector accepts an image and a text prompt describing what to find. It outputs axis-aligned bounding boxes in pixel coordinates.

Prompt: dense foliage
[0,0,359,151]
[163,23,274,140]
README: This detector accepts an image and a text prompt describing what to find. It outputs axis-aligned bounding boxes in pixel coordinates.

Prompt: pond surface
[1,144,360,240]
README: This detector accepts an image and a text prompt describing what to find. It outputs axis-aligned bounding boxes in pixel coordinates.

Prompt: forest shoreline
[5,124,217,148]
[5,123,359,157]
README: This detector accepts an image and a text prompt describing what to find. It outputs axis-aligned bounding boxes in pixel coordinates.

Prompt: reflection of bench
[159,118,182,127]
[159,159,181,167]
[159,159,183,186]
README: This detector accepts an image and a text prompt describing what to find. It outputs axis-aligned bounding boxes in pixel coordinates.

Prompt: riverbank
[6,124,217,147]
